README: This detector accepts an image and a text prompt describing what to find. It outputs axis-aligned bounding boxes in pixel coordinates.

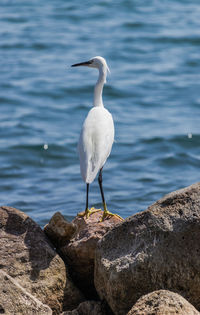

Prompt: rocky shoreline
[1,182,200,314]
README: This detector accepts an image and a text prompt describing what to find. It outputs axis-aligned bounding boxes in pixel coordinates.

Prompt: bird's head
[71,56,110,74]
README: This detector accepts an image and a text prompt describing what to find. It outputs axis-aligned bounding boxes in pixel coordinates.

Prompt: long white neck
[93,67,107,107]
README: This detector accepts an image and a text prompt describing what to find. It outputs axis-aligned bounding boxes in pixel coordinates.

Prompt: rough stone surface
[127,290,200,315]
[44,211,76,247]
[0,206,84,314]
[0,270,52,315]
[60,210,122,297]
[60,300,109,315]
[94,183,200,315]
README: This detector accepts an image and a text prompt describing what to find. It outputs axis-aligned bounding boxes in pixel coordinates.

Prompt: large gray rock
[94,183,200,315]
[0,206,84,314]
[0,270,52,315]
[127,290,199,315]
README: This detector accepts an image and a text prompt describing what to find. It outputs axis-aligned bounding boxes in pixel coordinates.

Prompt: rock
[60,300,110,315]
[0,270,52,315]
[44,212,76,247]
[60,210,122,298]
[127,290,200,315]
[94,182,200,315]
[0,206,84,314]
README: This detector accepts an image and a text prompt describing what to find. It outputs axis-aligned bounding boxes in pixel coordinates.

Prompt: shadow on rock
[4,208,55,280]
[1,206,84,314]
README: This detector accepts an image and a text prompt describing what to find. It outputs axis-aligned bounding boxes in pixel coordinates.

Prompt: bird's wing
[78,107,114,184]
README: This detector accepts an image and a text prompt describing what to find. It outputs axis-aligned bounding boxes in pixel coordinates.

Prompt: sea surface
[1,0,200,226]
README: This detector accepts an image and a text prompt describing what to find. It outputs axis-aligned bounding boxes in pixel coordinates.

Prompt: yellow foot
[78,207,101,219]
[100,210,124,222]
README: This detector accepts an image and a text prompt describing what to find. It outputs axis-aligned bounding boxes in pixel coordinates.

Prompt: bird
[71,56,123,221]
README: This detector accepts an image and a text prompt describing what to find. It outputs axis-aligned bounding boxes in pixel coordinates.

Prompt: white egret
[71,56,122,221]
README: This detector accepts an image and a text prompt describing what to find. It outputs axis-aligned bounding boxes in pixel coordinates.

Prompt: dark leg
[98,168,106,208]
[78,183,101,218]
[98,167,109,219]
[85,183,89,211]
[98,167,123,221]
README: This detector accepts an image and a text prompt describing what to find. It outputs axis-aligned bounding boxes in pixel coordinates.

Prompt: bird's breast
[78,106,114,183]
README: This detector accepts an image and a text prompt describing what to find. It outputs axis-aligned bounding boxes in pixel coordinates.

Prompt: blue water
[1,0,200,226]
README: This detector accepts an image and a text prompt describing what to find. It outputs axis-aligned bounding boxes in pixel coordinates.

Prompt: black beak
[71,60,93,67]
